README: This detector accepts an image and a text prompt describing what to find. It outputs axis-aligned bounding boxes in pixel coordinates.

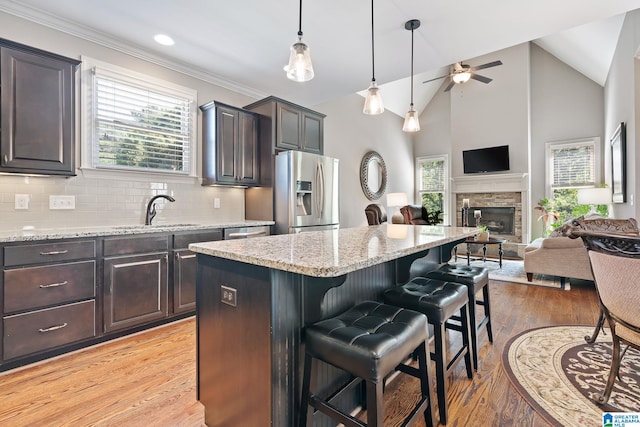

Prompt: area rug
[502,325,640,426]
[450,258,570,290]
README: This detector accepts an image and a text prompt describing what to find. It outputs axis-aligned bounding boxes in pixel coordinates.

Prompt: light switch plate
[15,194,29,210]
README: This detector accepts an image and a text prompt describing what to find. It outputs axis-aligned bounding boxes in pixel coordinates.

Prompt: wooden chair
[572,230,640,404]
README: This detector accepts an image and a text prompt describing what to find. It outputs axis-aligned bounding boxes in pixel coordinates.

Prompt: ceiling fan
[423,60,503,92]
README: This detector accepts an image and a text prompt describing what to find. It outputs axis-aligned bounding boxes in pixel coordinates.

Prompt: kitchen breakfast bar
[189,224,477,427]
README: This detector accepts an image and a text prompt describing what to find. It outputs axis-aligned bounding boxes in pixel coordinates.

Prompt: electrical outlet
[220,285,237,307]
[49,195,76,210]
[214,198,221,209]
[15,194,30,210]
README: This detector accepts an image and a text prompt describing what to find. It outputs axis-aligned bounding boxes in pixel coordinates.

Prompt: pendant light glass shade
[403,19,420,133]
[363,0,384,115]
[286,37,314,82]
[363,83,384,115]
[285,0,314,82]
[403,106,420,132]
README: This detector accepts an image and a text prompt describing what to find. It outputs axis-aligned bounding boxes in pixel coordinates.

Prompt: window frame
[80,56,198,179]
[415,154,449,225]
[545,137,601,198]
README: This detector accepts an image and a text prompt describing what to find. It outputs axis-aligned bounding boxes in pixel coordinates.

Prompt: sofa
[523,217,639,282]
[365,203,387,225]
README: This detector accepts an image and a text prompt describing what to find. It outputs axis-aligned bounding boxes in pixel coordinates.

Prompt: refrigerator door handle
[316,161,324,218]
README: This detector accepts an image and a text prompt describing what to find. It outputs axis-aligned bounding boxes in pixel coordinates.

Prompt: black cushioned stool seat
[299,300,434,427]
[383,278,473,425]
[425,264,493,370]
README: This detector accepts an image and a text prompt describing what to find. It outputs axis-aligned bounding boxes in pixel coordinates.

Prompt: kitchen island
[190,224,477,427]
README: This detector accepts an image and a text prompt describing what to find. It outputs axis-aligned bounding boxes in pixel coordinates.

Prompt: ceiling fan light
[402,107,420,132]
[453,71,471,84]
[286,38,314,82]
[363,82,384,115]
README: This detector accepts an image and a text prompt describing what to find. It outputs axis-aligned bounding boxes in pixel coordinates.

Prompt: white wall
[605,9,640,220]
[316,94,414,228]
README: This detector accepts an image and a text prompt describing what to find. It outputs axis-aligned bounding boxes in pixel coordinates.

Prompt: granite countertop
[0,220,274,243]
[189,224,477,277]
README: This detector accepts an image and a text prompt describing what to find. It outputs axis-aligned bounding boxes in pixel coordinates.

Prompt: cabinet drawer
[3,300,96,360]
[103,235,169,256]
[4,240,95,267]
[173,230,222,249]
[4,261,96,313]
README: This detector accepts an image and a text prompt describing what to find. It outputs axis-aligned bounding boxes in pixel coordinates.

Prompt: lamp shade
[386,192,408,207]
[452,71,471,84]
[402,108,420,132]
[577,187,612,205]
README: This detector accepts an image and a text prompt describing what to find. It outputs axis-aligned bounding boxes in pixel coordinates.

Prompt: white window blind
[550,143,595,188]
[419,159,445,192]
[86,59,196,175]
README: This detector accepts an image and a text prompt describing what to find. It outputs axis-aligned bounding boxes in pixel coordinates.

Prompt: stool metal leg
[481,284,493,343]
[433,322,448,425]
[460,303,474,380]
[467,287,479,371]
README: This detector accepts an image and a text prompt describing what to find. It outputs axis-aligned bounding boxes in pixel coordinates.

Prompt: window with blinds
[550,143,595,188]
[83,57,197,175]
[416,155,448,224]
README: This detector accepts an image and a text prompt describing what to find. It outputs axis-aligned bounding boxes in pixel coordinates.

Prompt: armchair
[365,203,387,225]
[400,205,429,225]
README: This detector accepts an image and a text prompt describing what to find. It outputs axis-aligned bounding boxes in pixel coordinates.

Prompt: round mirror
[360,151,387,201]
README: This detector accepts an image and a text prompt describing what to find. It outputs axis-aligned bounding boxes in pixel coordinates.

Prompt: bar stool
[299,300,435,427]
[425,264,493,370]
[383,277,473,425]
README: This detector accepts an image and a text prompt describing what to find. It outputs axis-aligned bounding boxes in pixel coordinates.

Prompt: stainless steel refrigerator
[274,150,339,234]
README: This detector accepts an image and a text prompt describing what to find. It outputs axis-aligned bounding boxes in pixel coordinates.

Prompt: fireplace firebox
[466,206,515,235]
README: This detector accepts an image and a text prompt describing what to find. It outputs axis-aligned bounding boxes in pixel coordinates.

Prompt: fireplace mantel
[451,172,528,193]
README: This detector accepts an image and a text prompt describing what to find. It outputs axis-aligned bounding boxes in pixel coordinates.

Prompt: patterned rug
[502,326,640,426]
[451,258,570,290]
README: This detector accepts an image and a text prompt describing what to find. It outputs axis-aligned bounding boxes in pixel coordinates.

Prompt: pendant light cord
[298,0,303,37]
[410,23,414,106]
[370,0,376,82]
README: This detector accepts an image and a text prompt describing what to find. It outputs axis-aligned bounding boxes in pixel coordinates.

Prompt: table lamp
[577,187,611,218]
[387,192,408,224]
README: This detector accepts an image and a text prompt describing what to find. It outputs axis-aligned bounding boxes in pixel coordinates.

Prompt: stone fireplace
[452,173,529,258]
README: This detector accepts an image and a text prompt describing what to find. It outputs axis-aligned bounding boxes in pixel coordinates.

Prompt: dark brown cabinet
[172,230,222,314]
[0,38,80,176]
[102,235,169,333]
[1,240,97,361]
[244,96,324,155]
[200,101,259,186]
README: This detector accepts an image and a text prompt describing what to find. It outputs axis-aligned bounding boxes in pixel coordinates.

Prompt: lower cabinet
[102,235,169,333]
[103,252,168,333]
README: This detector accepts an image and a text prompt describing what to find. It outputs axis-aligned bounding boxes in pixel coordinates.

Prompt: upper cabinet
[0,38,80,176]
[244,96,325,155]
[200,101,259,186]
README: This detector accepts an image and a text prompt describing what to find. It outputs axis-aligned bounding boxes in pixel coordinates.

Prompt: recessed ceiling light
[154,34,175,46]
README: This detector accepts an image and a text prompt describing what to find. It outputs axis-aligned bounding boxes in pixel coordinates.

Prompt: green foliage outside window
[536,188,609,236]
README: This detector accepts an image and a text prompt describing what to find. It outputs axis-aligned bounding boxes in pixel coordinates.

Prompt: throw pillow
[549,216,585,237]
[575,217,639,235]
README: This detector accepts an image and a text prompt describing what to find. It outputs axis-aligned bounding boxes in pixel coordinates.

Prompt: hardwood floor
[0,278,599,427]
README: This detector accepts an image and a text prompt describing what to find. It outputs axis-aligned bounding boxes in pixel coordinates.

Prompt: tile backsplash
[0,172,245,231]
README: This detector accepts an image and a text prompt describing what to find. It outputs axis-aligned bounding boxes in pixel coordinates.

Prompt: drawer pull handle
[39,280,69,288]
[40,250,69,256]
[39,323,68,333]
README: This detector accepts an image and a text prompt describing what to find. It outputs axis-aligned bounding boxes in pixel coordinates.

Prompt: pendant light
[285,0,314,82]
[402,19,420,132]
[363,0,384,115]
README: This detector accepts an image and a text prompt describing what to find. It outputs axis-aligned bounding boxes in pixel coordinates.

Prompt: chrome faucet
[145,194,176,225]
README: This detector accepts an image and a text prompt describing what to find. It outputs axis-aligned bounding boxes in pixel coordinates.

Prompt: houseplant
[476,225,490,241]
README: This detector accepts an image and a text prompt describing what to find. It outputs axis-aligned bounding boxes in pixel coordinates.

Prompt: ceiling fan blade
[471,74,492,84]
[443,80,456,92]
[470,60,503,72]
[423,74,450,84]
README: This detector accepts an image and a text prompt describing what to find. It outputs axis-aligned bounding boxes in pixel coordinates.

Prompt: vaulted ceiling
[1,0,638,117]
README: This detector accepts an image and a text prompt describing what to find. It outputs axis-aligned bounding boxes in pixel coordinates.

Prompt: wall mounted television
[462,145,510,174]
